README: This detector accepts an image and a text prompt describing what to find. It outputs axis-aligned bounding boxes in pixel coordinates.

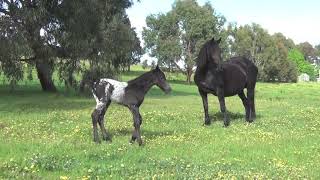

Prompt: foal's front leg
[129,105,143,146]
[98,100,112,142]
[91,102,107,143]
[217,87,229,127]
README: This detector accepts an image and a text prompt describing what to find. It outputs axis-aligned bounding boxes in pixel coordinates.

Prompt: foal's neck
[127,71,155,93]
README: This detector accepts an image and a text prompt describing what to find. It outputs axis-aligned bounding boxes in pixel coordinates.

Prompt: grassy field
[1,66,320,179]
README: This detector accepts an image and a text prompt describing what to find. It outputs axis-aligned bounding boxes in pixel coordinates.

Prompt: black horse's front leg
[217,88,229,127]
[129,105,143,146]
[199,89,210,125]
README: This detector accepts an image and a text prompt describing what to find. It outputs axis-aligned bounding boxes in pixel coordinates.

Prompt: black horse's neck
[127,71,155,94]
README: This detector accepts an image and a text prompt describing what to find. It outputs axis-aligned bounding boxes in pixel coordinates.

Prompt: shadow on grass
[110,129,175,140]
[208,111,262,122]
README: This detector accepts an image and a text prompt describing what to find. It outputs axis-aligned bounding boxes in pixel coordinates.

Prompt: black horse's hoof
[204,119,211,126]
[247,120,254,123]
[223,122,230,127]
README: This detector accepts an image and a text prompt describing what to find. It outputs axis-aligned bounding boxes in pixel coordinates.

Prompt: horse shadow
[209,111,262,122]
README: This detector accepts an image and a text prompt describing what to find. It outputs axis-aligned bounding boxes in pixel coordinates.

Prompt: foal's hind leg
[98,100,112,142]
[238,90,250,122]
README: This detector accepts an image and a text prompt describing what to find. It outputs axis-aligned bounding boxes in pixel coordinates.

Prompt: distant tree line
[0,0,142,92]
[1,0,319,92]
[142,0,320,83]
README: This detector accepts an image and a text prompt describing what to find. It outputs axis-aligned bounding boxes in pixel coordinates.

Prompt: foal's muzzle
[164,84,172,94]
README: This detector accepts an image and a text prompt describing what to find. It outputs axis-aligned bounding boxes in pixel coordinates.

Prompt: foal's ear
[155,64,160,70]
[211,37,215,43]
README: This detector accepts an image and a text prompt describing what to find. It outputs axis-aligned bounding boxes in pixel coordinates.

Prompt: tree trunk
[186,69,193,84]
[186,74,191,84]
[36,61,57,92]
[128,64,131,72]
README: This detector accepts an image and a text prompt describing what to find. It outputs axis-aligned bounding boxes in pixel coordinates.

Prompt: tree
[142,0,226,83]
[228,24,297,82]
[297,42,316,63]
[288,48,316,80]
[0,0,138,92]
[142,59,148,69]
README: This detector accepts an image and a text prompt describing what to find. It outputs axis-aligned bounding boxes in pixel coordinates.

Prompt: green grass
[1,66,320,179]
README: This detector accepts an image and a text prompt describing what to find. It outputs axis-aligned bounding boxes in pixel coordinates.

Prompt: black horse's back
[227,56,258,90]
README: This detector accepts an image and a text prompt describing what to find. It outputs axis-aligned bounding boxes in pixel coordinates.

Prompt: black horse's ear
[217,38,221,44]
[155,64,159,70]
[211,37,215,42]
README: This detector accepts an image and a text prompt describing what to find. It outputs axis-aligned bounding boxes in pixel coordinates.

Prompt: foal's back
[96,79,128,104]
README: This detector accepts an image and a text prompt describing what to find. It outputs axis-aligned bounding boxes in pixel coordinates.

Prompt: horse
[91,65,171,145]
[194,37,258,127]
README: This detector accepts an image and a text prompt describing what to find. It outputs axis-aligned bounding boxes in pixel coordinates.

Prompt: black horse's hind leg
[247,88,256,121]
[199,89,210,125]
[238,90,250,122]
[98,100,112,142]
[217,87,229,127]
[129,105,143,146]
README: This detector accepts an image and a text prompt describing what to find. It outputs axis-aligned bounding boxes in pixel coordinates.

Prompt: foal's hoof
[137,139,143,146]
[93,139,101,144]
[103,136,112,142]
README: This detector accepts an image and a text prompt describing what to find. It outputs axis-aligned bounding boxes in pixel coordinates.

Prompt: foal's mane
[127,70,153,86]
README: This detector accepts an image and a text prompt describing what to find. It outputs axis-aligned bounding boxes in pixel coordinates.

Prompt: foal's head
[197,37,222,69]
[151,65,171,94]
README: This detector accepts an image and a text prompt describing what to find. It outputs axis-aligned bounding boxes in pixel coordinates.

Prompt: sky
[126,0,320,46]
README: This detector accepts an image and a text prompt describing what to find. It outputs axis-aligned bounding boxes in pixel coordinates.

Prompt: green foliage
[288,49,316,80]
[228,24,298,82]
[0,0,140,91]
[142,0,226,83]
[297,42,317,63]
[1,68,320,178]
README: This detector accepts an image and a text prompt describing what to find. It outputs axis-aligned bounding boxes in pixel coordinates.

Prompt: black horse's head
[197,37,222,69]
[152,65,172,94]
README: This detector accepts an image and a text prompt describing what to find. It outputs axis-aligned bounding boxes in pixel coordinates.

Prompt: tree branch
[20,56,36,63]
[172,59,186,74]
[48,44,71,59]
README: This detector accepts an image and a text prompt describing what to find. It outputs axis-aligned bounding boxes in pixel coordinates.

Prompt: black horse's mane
[196,42,210,69]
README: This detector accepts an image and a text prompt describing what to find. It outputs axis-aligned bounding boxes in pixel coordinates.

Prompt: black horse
[91,65,171,145]
[194,37,258,126]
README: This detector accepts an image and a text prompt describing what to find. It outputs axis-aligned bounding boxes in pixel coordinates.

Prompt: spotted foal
[91,66,171,145]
